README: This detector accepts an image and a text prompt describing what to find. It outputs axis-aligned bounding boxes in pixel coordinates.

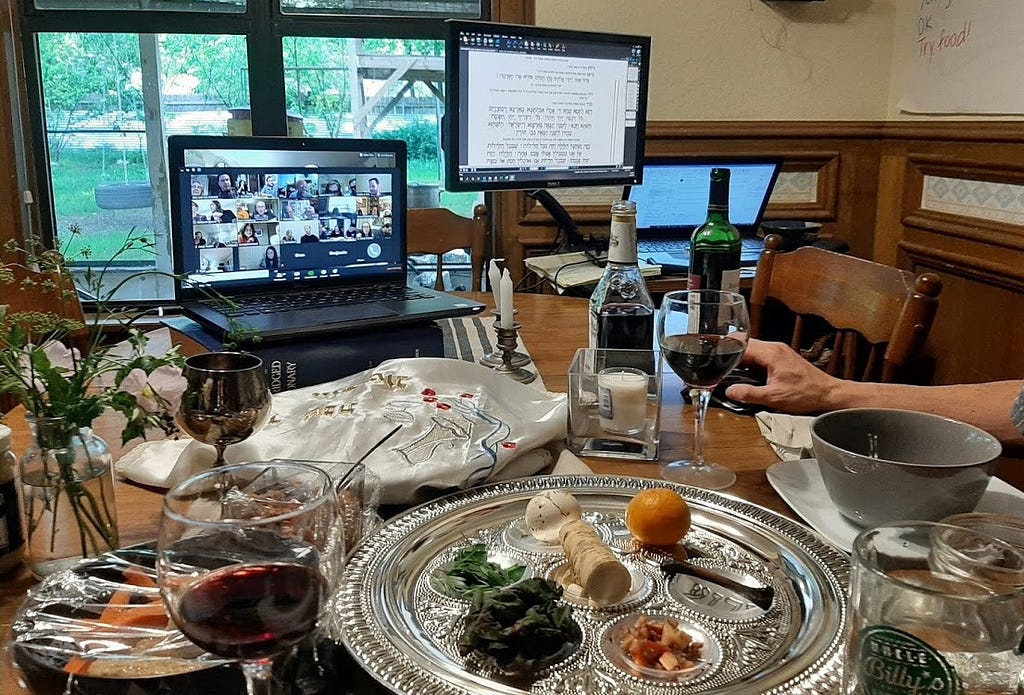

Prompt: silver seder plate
[335,475,849,694]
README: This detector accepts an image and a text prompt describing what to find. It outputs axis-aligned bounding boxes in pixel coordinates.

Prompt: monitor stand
[529,190,603,254]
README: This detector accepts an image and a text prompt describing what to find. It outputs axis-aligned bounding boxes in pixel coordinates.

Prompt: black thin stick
[357,425,402,464]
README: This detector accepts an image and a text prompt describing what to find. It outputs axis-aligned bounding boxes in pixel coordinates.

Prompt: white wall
[537,0,896,121]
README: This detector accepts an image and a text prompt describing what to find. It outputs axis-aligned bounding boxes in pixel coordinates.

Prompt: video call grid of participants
[190,171,394,275]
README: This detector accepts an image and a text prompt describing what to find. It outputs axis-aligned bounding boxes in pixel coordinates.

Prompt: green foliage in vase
[0,225,187,444]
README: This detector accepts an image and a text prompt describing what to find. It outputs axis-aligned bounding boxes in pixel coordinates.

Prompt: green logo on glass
[856,626,963,695]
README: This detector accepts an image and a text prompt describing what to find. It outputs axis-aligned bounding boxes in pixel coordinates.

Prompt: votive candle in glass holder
[598,367,647,434]
[567,348,661,461]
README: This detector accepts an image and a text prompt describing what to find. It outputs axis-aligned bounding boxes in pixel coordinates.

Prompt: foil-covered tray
[10,544,229,680]
[336,475,849,694]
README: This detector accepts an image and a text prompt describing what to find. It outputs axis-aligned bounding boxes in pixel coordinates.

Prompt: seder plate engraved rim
[335,475,849,695]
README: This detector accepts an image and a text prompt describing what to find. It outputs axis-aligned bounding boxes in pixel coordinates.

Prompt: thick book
[162,315,444,393]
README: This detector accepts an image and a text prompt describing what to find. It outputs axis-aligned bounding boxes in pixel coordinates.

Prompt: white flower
[16,349,44,393]
[119,366,187,414]
[41,340,80,372]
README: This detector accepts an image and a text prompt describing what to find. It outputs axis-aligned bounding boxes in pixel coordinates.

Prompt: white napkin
[755,411,816,461]
[549,448,594,475]
[115,437,211,488]
[117,357,566,505]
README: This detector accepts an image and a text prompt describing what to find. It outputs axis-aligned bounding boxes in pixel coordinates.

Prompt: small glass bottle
[589,200,655,370]
[0,424,25,574]
[688,168,741,294]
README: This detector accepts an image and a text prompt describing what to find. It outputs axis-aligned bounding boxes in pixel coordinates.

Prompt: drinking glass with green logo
[844,522,1024,695]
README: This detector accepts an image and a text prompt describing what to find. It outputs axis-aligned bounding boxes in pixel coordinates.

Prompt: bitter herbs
[458,577,581,676]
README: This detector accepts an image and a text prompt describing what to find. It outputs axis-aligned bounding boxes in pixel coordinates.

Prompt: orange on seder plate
[625,488,692,547]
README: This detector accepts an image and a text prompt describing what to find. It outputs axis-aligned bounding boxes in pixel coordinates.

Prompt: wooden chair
[750,234,943,383]
[406,204,489,292]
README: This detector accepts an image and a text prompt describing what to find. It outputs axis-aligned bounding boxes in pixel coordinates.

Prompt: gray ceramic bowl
[811,408,1001,529]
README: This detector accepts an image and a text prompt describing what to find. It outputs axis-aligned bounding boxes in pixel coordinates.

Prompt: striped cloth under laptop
[437,316,545,391]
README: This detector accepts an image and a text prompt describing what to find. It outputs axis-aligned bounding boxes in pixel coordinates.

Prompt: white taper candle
[499,269,514,328]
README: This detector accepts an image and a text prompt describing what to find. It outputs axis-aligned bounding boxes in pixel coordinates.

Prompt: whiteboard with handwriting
[897,0,1024,114]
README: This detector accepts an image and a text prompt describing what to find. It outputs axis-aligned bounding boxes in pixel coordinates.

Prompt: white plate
[766,458,1024,552]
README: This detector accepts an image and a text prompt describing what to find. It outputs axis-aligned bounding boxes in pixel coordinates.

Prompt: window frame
[16,0,512,265]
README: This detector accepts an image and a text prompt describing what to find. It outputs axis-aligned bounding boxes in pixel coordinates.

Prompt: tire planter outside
[94,182,152,210]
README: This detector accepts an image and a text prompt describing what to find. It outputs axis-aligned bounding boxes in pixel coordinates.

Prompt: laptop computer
[168,135,485,341]
[624,157,782,274]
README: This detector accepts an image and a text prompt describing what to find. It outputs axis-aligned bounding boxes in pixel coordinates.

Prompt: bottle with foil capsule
[688,167,741,294]
[0,424,25,574]
[589,200,655,367]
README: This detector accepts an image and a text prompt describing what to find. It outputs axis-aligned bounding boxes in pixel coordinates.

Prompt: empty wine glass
[177,352,272,466]
[157,461,339,695]
[657,290,749,489]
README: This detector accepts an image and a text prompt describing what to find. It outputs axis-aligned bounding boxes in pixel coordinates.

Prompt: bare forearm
[728,341,1024,447]
[827,380,1024,446]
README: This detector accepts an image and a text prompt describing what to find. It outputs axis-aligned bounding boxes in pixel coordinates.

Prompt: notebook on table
[168,135,484,341]
[624,157,782,275]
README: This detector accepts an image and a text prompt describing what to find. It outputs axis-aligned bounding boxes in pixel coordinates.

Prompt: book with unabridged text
[162,315,444,393]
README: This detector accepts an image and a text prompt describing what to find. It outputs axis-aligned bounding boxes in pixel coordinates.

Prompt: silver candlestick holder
[479,309,531,369]
[489,312,536,384]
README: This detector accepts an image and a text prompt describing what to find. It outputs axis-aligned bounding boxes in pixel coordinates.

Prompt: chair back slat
[406,204,489,292]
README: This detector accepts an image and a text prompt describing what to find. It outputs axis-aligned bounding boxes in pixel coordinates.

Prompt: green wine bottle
[688,168,741,293]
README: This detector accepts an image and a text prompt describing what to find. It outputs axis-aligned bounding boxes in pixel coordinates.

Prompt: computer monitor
[443,20,651,194]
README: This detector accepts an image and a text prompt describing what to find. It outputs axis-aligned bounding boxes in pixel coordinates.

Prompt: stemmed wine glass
[157,461,340,695]
[177,352,272,466]
[657,290,749,489]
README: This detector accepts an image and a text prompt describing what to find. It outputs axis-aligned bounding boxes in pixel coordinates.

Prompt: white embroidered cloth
[116,357,566,505]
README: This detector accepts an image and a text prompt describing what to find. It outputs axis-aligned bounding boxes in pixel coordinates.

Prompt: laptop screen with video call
[625,158,782,236]
[168,135,406,302]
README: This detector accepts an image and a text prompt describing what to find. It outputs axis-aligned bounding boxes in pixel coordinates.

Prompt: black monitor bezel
[443,19,651,193]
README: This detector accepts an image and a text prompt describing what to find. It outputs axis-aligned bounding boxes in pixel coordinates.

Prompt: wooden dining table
[0,291,1006,694]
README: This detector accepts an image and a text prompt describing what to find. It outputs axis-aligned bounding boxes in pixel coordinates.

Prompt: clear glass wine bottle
[589,200,655,371]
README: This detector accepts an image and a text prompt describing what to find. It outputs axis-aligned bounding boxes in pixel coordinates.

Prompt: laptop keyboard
[638,237,764,256]
[201,284,434,317]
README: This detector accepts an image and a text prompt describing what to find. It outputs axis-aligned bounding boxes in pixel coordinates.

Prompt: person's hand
[724,339,840,414]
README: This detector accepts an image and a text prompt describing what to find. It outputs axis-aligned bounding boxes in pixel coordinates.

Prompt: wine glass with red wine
[657,290,749,489]
[157,461,339,695]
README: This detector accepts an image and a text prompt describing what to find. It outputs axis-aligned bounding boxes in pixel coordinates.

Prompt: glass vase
[20,416,119,578]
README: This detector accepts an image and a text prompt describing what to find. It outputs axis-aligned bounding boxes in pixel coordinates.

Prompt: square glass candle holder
[567,348,662,460]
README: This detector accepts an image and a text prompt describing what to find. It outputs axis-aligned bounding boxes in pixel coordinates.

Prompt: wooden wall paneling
[903,210,1024,257]
[499,121,885,285]
[874,140,916,267]
[906,264,1024,385]
[834,138,883,259]
[767,151,840,221]
[879,128,1024,385]
[492,0,533,23]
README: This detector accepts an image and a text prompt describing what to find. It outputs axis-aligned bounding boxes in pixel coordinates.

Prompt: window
[16,1,491,302]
